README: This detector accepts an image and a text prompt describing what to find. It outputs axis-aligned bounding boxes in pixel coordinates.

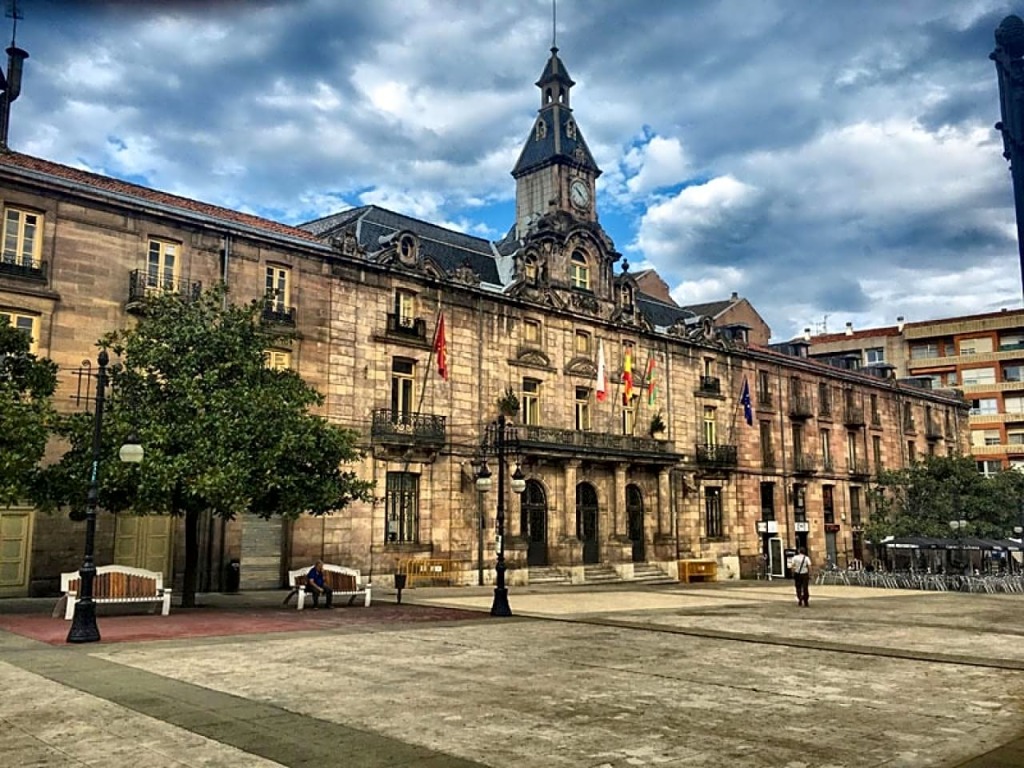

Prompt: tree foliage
[40,286,374,605]
[865,455,1024,542]
[0,317,58,506]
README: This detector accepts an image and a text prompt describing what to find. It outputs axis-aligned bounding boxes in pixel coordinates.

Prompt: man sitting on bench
[306,560,333,609]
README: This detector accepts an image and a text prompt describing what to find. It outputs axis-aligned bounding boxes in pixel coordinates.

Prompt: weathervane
[0,0,27,151]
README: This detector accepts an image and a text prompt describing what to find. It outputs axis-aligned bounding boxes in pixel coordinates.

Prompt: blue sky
[10,0,1024,339]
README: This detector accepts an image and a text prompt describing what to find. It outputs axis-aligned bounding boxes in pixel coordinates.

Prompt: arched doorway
[626,484,645,563]
[576,482,599,564]
[521,480,548,566]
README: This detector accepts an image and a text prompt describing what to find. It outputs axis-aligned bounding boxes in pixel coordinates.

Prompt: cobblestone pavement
[1,581,1023,767]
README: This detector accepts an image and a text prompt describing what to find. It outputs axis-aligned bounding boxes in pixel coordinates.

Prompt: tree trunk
[182,505,200,608]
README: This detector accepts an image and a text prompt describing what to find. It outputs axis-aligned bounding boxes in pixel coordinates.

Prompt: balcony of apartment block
[789,395,813,420]
[696,375,722,397]
[370,409,446,452]
[694,443,738,470]
[848,458,871,479]
[0,256,47,283]
[821,456,835,474]
[516,425,681,463]
[756,391,774,411]
[843,405,866,428]
[374,313,430,348]
[261,302,296,327]
[969,441,1024,456]
[126,270,202,312]
[925,419,943,441]
[792,453,817,475]
[817,403,833,421]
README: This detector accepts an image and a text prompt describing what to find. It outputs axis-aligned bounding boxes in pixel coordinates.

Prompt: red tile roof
[0,152,322,243]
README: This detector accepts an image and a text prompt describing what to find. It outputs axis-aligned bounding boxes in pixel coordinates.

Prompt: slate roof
[679,299,735,318]
[300,205,501,285]
[512,110,600,178]
[536,46,575,87]
[0,152,322,244]
[638,294,697,328]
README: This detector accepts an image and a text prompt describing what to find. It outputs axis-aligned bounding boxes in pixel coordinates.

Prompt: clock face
[570,180,590,209]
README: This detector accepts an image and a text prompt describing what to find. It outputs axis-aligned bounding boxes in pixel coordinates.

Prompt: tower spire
[552,0,556,49]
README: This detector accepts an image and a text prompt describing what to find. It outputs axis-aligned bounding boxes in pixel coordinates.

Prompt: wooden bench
[679,559,718,584]
[59,565,172,620]
[284,564,371,609]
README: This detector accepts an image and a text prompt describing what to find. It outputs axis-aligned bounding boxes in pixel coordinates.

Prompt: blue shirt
[307,566,326,588]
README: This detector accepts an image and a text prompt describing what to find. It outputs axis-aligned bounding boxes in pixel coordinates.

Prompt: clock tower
[512,46,601,238]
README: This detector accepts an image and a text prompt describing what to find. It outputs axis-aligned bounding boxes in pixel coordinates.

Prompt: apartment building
[808,310,1024,474]
[0,47,969,596]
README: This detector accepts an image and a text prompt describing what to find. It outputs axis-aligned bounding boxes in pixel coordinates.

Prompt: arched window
[545,88,553,105]
[524,253,538,282]
[570,250,590,290]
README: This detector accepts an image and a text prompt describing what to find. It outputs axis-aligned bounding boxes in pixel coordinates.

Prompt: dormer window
[565,119,577,139]
[524,253,538,282]
[620,284,634,310]
[535,119,547,140]
[570,250,590,290]
[398,234,417,263]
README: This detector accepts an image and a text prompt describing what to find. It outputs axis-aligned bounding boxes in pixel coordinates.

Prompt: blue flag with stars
[740,377,754,426]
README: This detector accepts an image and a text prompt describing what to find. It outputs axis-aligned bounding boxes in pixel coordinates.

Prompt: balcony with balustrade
[789,395,813,420]
[697,376,722,397]
[844,406,866,427]
[695,443,738,470]
[371,409,446,453]
[126,269,202,311]
[0,257,47,283]
[793,453,817,474]
[517,425,680,463]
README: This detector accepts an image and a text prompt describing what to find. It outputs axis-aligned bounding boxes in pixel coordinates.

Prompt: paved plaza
[1,580,1023,767]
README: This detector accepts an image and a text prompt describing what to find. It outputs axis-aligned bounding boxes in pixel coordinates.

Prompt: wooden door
[0,508,33,596]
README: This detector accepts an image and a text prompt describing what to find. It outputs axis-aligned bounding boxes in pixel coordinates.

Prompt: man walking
[791,547,811,607]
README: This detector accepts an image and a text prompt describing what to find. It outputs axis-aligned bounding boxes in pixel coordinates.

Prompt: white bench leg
[296,590,306,610]
[161,590,172,616]
[64,594,77,621]
[364,588,372,607]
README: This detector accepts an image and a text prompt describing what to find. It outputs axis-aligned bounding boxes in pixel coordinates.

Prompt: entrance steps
[583,564,622,583]
[632,563,675,584]
[527,566,571,585]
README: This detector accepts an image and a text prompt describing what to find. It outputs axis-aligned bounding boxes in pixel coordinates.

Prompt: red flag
[434,313,449,380]
[622,347,634,405]
[596,341,607,402]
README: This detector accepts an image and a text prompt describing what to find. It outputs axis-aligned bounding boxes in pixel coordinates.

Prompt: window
[0,310,38,353]
[793,484,807,522]
[570,250,590,290]
[1008,429,1024,445]
[394,290,416,329]
[1001,334,1024,351]
[523,319,541,344]
[972,429,1001,447]
[865,347,884,364]
[704,487,723,538]
[972,398,999,415]
[574,330,591,355]
[1005,365,1024,383]
[962,367,995,386]
[820,429,831,468]
[620,283,634,309]
[847,431,859,469]
[850,487,862,526]
[910,343,939,359]
[265,265,290,312]
[823,485,835,524]
[391,359,415,419]
[760,482,775,521]
[146,239,178,290]
[907,440,916,462]
[757,370,771,406]
[523,253,538,282]
[760,421,774,467]
[2,207,41,266]
[870,394,880,424]
[264,349,291,370]
[977,460,1002,477]
[903,403,915,430]
[522,378,540,426]
[575,387,591,431]
[872,435,883,470]
[703,358,714,378]
[792,423,804,456]
[959,337,993,355]
[703,406,717,445]
[818,383,831,416]
[385,472,419,543]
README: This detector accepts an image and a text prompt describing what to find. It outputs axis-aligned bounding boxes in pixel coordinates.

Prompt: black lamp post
[67,350,144,644]
[475,414,526,617]
[992,15,1024,300]
[0,37,28,152]
[949,518,968,581]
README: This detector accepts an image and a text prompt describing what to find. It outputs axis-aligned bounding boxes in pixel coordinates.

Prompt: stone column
[614,463,627,538]
[564,460,579,539]
[657,467,671,536]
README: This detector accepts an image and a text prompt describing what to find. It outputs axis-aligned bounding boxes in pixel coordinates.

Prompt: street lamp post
[67,350,144,644]
[949,518,969,581]
[0,38,28,151]
[475,414,526,617]
[992,14,1024,300]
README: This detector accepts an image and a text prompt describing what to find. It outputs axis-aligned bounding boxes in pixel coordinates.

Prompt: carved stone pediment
[451,259,481,286]
[571,291,600,314]
[515,346,551,368]
[330,229,364,258]
[565,356,597,378]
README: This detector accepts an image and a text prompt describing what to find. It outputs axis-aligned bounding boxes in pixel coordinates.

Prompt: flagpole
[416,307,442,416]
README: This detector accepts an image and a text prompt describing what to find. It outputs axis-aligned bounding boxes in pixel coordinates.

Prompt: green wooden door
[0,508,34,596]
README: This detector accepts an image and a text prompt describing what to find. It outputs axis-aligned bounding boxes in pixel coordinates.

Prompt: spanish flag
[433,312,448,381]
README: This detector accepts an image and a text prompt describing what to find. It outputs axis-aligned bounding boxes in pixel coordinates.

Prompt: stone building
[0,46,968,596]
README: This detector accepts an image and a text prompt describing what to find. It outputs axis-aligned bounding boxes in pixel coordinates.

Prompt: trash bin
[394,573,407,604]
[224,559,240,593]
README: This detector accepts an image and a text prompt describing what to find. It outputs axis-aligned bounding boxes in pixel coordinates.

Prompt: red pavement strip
[0,604,488,646]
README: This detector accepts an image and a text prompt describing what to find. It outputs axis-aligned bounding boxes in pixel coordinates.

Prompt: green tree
[40,286,373,607]
[0,316,58,506]
[866,454,1024,543]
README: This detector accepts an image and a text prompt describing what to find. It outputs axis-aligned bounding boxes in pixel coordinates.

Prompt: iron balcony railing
[789,395,813,419]
[871,411,882,427]
[695,443,738,468]
[371,409,446,445]
[386,313,427,341]
[822,457,834,473]
[844,406,866,427]
[128,269,202,304]
[903,416,916,433]
[925,419,943,440]
[818,402,832,419]
[762,449,776,469]
[518,425,676,459]
[848,459,870,477]
[262,304,296,326]
[0,257,46,281]
[757,391,773,408]
[793,453,817,473]
[698,376,721,395]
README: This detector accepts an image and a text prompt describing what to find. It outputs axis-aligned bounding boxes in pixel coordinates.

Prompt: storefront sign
[794,522,810,533]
